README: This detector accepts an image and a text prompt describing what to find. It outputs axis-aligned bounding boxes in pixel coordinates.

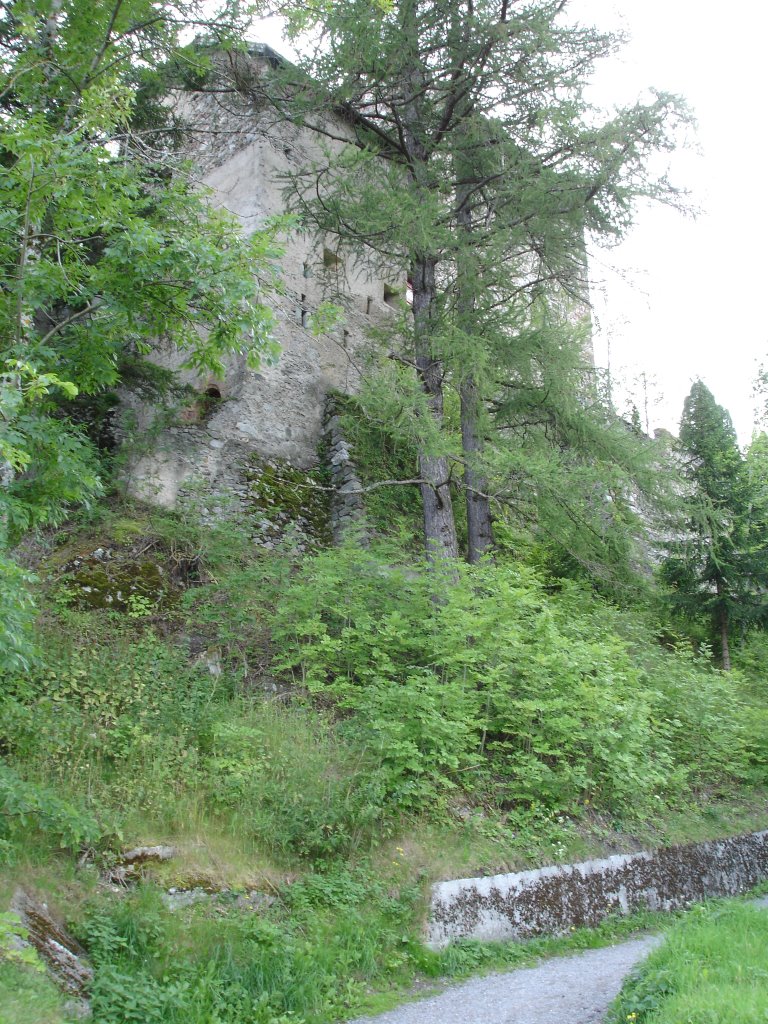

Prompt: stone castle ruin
[123,45,592,518]
[124,45,405,509]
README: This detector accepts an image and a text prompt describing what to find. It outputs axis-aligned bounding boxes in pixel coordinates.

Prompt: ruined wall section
[124,72,405,507]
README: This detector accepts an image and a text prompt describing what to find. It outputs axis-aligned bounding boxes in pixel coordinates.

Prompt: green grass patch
[0,960,77,1024]
[607,901,768,1024]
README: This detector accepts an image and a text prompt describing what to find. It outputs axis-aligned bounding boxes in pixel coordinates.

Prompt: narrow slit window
[365,296,373,315]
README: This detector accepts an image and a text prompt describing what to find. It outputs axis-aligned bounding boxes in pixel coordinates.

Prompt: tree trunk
[397,8,459,568]
[455,142,494,563]
[716,579,731,671]
[460,376,494,562]
[411,255,460,564]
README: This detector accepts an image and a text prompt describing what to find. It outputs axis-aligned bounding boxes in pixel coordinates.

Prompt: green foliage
[606,901,768,1024]
[662,382,768,665]
[70,874,420,1024]
[270,545,762,816]
[0,554,38,672]
[339,393,423,544]
[0,0,289,668]
[204,709,387,861]
[0,762,102,860]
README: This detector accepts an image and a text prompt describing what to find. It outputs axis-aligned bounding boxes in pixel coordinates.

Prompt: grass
[0,961,76,1024]
[606,901,768,1023]
[4,499,768,1022]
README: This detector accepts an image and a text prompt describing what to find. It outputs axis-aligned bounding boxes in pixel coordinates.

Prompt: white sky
[571,0,768,444]
[252,2,767,444]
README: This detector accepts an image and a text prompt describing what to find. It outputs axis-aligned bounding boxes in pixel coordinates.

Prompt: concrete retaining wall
[427,829,768,948]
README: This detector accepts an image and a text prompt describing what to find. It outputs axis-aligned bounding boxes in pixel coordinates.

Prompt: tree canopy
[247,0,690,569]
[0,0,287,667]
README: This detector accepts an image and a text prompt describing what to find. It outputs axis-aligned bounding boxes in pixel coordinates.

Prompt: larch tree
[248,0,690,565]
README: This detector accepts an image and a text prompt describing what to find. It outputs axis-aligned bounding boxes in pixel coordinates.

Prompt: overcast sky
[253,2,767,444]
[571,0,768,443]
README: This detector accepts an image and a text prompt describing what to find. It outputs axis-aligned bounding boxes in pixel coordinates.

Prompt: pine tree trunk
[398,10,459,568]
[716,579,731,671]
[460,376,494,563]
[719,607,731,671]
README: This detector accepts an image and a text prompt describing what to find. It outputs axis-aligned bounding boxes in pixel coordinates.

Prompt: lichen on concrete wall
[428,829,768,948]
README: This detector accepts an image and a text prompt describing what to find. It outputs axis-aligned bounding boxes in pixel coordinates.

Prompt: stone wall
[123,51,404,508]
[427,829,768,948]
[322,394,367,544]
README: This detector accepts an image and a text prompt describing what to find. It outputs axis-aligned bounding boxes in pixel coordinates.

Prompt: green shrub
[0,762,103,860]
[270,545,760,818]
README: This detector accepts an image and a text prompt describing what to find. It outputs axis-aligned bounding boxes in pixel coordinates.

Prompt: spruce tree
[663,381,767,669]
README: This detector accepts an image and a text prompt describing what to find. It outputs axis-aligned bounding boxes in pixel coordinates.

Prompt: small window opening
[198,384,223,420]
[384,284,400,308]
[323,247,342,269]
[300,294,309,328]
[365,296,373,315]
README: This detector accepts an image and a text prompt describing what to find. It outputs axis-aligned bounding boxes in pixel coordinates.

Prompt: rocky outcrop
[10,888,92,998]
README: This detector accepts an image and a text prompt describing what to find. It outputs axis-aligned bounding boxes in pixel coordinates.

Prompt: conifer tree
[663,381,768,669]
[256,0,690,564]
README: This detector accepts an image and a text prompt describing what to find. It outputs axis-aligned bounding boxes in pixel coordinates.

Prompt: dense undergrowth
[2,499,768,1022]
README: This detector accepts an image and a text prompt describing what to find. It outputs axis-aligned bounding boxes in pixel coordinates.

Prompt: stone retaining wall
[427,829,768,948]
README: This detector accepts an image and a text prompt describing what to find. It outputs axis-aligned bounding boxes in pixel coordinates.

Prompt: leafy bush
[270,545,762,817]
[0,762,102,860]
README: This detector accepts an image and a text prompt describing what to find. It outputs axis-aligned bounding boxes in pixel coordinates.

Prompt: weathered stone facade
[124,51,404,508]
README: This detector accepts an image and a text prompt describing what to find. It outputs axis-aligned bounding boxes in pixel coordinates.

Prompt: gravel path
[348,934,663,1024]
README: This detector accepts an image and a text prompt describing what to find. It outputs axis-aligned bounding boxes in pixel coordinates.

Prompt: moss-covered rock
[56,548,173,614]
[244,456,332,551]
